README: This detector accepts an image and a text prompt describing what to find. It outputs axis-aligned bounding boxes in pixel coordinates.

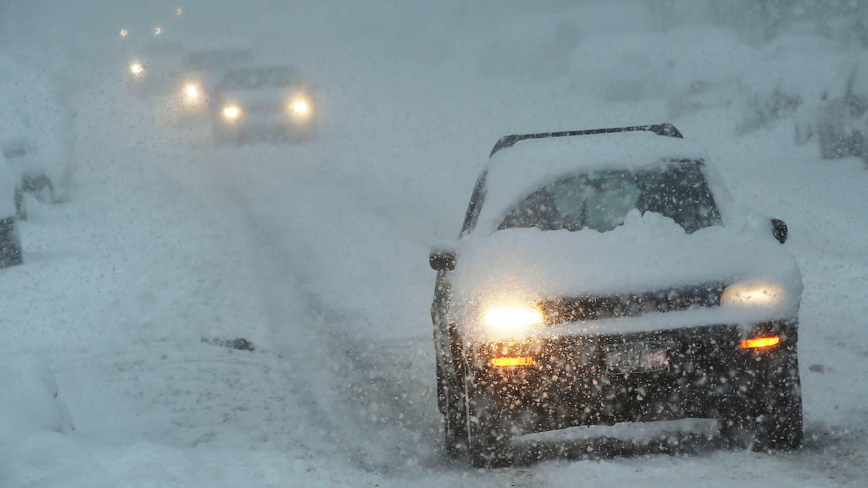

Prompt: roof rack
[489,123,683,157]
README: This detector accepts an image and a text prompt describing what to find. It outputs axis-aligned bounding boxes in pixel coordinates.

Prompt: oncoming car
[173,45,254,125]
[210,66,316,144]
[429,124,803,468]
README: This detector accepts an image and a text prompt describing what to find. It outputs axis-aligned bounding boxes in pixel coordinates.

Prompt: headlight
[289,97,313,119]
[130,62,144,76]
[185,83,199,100]
[483,307,544,329]
[223,105,241,120]
[720,281,786,307]
[291,100,309,115]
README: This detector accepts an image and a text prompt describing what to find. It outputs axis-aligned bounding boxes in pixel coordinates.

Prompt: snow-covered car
[2,138,57,220]
[210,66,316,144]
[429,124,803,468]
[0,55,74,219]
[172,44,254,125]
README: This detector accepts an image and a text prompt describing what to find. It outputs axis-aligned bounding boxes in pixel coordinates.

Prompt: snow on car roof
[475,131,710,234]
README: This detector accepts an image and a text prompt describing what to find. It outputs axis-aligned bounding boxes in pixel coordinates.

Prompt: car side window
[460,171,487,236]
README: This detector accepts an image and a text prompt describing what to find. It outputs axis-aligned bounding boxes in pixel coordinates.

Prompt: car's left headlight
[483,306,544,330]
[720,281,786,307]
[288,96,313,119]
[185,83,199,101]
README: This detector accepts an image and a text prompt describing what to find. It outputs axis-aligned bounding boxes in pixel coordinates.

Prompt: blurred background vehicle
[173,42,255,126]
[816,62,868,160]
[210,65,316,144]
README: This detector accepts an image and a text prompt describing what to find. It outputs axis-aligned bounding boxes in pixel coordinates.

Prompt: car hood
[450,210,802,340]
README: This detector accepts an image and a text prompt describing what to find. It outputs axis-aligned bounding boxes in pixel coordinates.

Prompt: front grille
[539,282,725,325]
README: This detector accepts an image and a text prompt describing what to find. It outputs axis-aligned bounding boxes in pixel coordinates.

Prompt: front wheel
[719,349,803,451]
[753,351,803,451]
[0,217,23,268]
[465,370,513,468]
[443,378,467,458]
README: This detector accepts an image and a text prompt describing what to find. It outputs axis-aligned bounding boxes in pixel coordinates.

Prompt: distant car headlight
[720,281,786,307]
[185,83,199,100]
[223,105,241,120]
[289,96,313,119]
[130,62,144,76]
[291,100,309,115]
[483,307,544,330]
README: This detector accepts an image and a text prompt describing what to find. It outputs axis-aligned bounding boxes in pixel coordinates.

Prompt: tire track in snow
[217,172,443,473]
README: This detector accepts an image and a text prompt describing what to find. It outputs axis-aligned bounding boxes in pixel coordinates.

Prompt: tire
[753,350,803,451]
[439,327,468,458]
[464,368,513,468]
[0,217,23,268]
[719,348,803,452]
[443,374,467,458]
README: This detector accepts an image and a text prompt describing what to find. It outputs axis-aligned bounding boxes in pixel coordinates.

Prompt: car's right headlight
[129,62,144,76]
[483,306,544,330]
[288,95,314,121]
[720,281,786,307]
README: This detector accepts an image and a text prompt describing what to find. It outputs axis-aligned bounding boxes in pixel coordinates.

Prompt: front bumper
[213,114,315,141]
[465,321,797,435]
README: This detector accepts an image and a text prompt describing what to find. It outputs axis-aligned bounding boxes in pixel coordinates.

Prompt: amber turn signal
[740,336,780,349]
[490,356,535,367]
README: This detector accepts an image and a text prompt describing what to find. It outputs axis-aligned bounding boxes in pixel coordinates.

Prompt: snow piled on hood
[452,209,802,342]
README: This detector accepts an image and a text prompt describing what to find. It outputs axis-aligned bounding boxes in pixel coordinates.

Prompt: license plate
[605,341,668,374]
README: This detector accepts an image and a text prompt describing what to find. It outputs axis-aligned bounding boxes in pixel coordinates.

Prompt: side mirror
[771,218,788,244]
[429,250,457,271]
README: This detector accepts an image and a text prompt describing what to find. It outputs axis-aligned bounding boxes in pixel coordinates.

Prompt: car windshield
[218,67,302,90]
[498,161,721,234]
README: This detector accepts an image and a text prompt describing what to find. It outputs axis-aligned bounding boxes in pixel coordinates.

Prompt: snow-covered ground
[1,1,867,486]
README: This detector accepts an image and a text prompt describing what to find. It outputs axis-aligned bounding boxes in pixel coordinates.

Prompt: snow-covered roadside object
[569,27,757,117]
[0,53,75,207]
[739,35,847,138]
[0,355,74,443]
